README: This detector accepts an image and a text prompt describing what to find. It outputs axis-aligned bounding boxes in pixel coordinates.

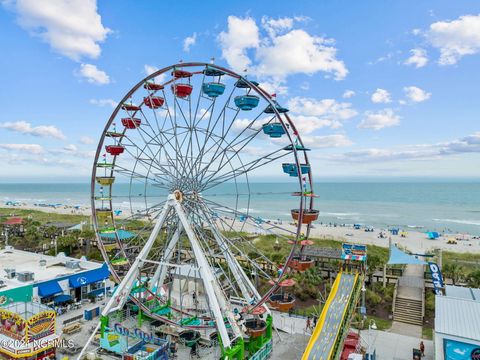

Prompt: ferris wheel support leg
[173,200,240,350]
[102,199,172,316]
[150,223,184,295]
[208,218,270,314]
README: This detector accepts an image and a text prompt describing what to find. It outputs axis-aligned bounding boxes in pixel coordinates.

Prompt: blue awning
[387,244,427,265]
[54,294,72,304]
[38,281,63,297]
[100,229,135,241]
[69,263,110,288]
[88,287,110,297]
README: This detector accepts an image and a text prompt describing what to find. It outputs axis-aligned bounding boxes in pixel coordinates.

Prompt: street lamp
[367,319,377,359]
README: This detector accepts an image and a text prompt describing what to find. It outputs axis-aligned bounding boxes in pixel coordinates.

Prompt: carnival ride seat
[289,256,314,271]
[121,118,141,129]
[143,96,165,109]
[268,293,295,312]
[234,95,260,110]
[264,102,289,114]
[291,209,320,224]
[262,123,286,138]
[172,84,193,98]
[282,163,310,176]
[244,319,267,338]
[235,79,259,88]
[105,145,125,156]
[202,82,226,97]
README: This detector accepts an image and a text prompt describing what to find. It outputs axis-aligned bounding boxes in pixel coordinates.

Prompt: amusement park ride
[82,62,367,360]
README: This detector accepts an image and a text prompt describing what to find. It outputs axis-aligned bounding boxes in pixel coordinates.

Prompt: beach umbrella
[269,278,296,287]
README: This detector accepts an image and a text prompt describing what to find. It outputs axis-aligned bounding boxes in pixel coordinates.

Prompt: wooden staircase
[393,296,423,326]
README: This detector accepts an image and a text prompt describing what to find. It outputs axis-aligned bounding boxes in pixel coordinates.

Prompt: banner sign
[0,309,26,341]
[341,244,367,262]
[428,262,444,295]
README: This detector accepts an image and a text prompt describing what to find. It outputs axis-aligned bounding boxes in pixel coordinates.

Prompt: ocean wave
[433,218,480,226]
[239,208,263,214]
[321,212,360,217]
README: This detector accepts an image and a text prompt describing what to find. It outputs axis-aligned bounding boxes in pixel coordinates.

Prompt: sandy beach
[3,203,478,255]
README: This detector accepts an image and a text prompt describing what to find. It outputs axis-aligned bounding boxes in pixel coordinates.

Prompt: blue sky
[0,0,479,181]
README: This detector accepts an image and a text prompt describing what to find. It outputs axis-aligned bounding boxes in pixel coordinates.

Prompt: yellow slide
[301,272,358,360]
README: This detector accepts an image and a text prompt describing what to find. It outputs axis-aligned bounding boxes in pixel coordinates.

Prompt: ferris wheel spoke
[196,111,269,184]
[191,201,279,283]
[201,197,298,237]
[188,84,239,176]
[203,148,291,191]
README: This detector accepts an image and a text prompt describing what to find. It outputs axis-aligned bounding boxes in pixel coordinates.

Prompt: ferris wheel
[91,62,318,351]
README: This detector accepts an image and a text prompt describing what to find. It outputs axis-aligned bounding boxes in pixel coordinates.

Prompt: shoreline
[2,204,479,255]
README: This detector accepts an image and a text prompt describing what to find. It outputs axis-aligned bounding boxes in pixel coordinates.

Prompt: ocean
[1,182,479,235]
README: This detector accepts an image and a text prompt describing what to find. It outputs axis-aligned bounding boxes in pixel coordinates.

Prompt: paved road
[305,272,357,360]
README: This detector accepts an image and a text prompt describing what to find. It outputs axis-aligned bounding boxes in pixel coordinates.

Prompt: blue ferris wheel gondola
[235,79,259,88]
[283,144,311,151]
[282,163,311,177]
[234,95,260,110]
[264,102,289,114]
[262,123,286,138]
[202,82,226,97]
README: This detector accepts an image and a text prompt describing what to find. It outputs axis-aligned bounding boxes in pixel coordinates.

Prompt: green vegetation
[422,327,433,340]
[0,207,88,223]
[441,251,480,285]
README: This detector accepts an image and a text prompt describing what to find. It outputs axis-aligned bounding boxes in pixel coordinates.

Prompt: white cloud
[403,86,431,103]
[290,115,342,134]
[404,48,429,68]
[218,16,260,71]
[231,118,263,133]
[258,79,288,95]
[288,97,357,119]
[4,0,110,61]
[371,88,391,104]
[143,64,167,83]
[0,121,66,139]
[144,64,158,76]
[218,15,347,91]
[255,29,347,80]
[426,14,480,65]
[0,143,44,154]
[197,108,211,119]
[358,108,400,130]
[89,98,117,108]
[183,32,197,52]
[329,132,480,162]
[287,97,357,134]
[342,90,355,99]
[301,134,353,149]
[80,136,94,144]
[77,63,110,84]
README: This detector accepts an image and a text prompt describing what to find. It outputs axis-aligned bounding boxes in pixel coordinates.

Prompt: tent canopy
[387,244,427,265]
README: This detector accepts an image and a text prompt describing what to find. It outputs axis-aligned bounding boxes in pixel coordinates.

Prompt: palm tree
[442,263,464,285]
[467,270,480,288]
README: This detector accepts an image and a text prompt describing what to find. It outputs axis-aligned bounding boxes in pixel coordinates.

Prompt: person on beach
[306,317,311,331]
[420,341,425,357]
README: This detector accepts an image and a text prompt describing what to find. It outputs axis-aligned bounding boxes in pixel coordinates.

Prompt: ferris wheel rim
[90,62,315,323]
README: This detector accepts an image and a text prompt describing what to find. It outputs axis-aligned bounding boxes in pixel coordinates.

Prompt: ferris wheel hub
[173,189,183,202]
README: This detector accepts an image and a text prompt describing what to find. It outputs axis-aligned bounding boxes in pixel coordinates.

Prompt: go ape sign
[428,262,444,295]
[341,244,367,262]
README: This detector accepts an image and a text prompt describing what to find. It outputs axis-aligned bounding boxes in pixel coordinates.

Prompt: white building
[0,246,111,306]
[434,285,480,360]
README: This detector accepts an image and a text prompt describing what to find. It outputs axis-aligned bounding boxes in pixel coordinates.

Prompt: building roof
[0,246,103,291]
[2,217,24,225]
[445,285,480,301]
[435,294,480,342]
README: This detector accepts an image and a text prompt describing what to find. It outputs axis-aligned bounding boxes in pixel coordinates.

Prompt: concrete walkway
[360,329,433,360]
[390,321,422,338]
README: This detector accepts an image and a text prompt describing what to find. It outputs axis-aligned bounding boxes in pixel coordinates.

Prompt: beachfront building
[434,285,480,359]
[0,302,58,359]
[0,246,111,307]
